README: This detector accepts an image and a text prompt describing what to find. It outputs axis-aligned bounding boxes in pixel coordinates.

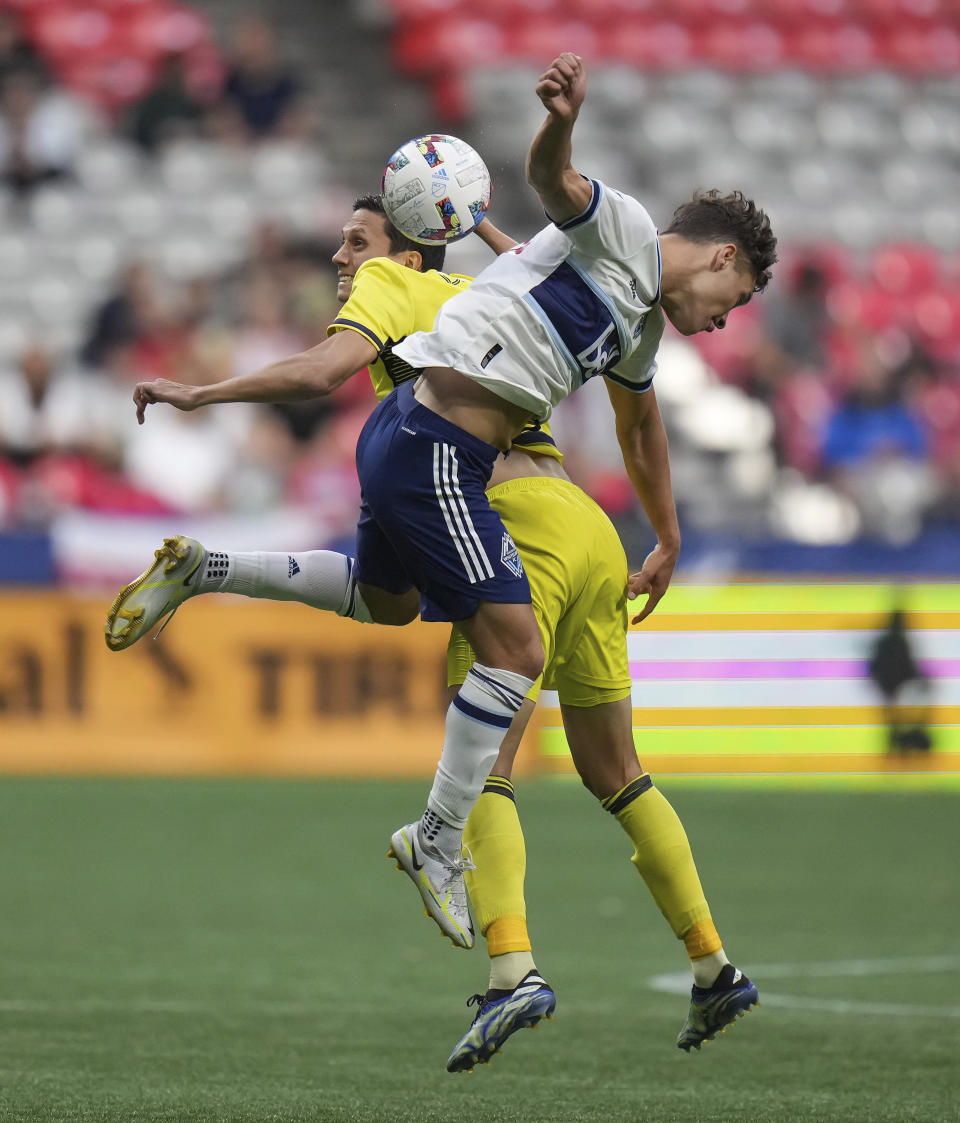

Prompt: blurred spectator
[81,262,176,373]
[0,341,171,522]
[0,8,46,87]
[0,343,94,464]
[820,345,936,543]
[219,16,307,140]
[764,260,831,370]
[0,67,94,193]
[125,54,206,153]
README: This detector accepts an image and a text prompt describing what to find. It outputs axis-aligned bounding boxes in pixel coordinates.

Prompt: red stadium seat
[507,16,600,63]
[701,21,786,71]
[392,17,505,76]
[826,281,899,332]
[907,291,960,355]
[880,23,960,73]
[30,4,118,62]
[599,19,699,69]
[869,244,942,297]
[786,21,879,71]
[125,2,210,58]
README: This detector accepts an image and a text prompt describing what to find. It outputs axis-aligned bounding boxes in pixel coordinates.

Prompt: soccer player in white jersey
[110,51,776,1061]
[370,49,774,996]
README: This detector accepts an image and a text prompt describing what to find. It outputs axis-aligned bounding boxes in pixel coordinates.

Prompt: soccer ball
[381,134,492,245]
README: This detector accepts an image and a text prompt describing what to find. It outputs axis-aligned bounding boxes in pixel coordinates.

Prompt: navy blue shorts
[354,381,531,622]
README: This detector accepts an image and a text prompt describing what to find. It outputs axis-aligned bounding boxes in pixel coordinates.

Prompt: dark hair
[352,194,446,273]
[663,189,777,294]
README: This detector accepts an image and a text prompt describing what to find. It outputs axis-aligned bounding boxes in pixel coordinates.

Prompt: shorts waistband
[486,475,584,501]
[396,380,500,463]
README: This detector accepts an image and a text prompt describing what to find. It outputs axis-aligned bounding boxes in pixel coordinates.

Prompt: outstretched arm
[132,329,376,424]
[525,52,592,225]
[605,380,681,623]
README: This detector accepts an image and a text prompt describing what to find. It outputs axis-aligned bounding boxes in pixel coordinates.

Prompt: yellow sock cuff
[482,776,516,801]
[601,774,653,814]
[486,915,531,956]
[684,919,723,959]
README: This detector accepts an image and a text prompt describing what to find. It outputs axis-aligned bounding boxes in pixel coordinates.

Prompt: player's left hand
[133,378,200,424]
[627,542,678,624]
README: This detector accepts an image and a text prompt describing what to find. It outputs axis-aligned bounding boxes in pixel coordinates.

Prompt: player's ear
[401,249,423,272]
[712,243,738,271]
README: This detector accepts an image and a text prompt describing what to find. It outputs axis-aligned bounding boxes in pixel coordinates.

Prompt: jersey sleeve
[605,356,657,394]
[556,180,662,303]
[327,258,415,353]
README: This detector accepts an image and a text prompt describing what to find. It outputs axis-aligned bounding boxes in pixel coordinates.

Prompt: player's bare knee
[359,584,419,626]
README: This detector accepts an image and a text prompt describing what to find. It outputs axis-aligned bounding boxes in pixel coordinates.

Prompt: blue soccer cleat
[446,970,556,1072]
[677,964,758,1051]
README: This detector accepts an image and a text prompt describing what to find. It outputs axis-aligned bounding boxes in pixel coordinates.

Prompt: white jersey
[393,179,664,420]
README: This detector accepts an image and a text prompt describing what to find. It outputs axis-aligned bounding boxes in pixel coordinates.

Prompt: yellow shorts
[446,476,632,708]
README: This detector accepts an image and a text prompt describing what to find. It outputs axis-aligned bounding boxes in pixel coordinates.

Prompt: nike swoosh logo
[183,559,201,587]
[409,834,424,871]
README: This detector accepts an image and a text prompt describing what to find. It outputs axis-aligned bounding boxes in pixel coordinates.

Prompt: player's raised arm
[525,52,592,226]
[472,216,518,255]
[132,329,376,424]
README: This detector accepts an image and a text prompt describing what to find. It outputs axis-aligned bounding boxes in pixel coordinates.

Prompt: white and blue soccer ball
[381,133,492,245]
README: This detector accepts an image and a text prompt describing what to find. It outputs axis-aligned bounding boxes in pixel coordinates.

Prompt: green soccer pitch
[1,777,957,1123]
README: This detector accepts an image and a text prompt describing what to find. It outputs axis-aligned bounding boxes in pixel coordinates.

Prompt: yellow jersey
[328,257,561,463]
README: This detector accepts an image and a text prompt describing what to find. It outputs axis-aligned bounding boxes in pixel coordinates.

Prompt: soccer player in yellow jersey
[108,193,755,1066]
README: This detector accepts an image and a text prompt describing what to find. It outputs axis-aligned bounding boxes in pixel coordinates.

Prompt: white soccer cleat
[388,820,475,949]
[104,534,206,651]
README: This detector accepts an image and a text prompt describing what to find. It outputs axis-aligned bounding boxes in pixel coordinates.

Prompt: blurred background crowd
[0,0,958,583]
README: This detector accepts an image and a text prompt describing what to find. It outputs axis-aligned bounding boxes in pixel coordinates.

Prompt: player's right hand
[133,378,200,424]
[535,52,586,120]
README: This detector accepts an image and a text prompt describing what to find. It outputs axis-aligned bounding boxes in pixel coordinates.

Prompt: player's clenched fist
[535,52,586,120]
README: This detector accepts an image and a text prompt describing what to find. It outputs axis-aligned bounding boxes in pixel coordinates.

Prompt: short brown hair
[663,189,777,293]
[352,194,446,273]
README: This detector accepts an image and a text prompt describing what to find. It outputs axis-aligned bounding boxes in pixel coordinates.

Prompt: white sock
[196,550,373,622]
[420,663,534,857]
[692,949,730,988]
[489,951,536,991]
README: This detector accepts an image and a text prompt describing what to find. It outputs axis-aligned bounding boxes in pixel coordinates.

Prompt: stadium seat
[391,17,504,75]
[701,22,786,71]
[787,22,880,72]
[825,280,900,332]
[75,140,142,195]
[599,20,698,69]
[900,99,960,155]
[906,291,960,358]
[869,243,941,296]
[731,102,815,154]
[507,16,601,63]
[125,2,210,58]
[30,5,117,62]
[881,23,960,72]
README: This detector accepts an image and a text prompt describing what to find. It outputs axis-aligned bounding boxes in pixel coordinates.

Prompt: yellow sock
[463,778,531,955]
[604,777,718,949]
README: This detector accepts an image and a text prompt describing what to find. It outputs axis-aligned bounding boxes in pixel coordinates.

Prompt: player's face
[332,210,396,303]
[662,249,756,337]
